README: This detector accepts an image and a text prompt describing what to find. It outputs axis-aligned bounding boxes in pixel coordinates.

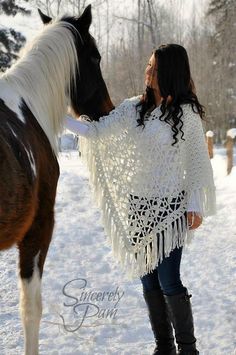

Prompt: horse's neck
[0,23,78,154]
[1,58,68,154]
[0,78,26,123]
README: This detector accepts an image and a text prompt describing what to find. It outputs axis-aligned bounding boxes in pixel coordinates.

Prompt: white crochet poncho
[70,96,216,280]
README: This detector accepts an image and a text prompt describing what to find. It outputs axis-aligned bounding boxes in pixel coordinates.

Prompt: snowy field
[0,143,235,355]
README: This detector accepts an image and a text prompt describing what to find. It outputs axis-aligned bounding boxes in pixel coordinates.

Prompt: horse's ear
[38,9,52,24]
[77,5,92,32]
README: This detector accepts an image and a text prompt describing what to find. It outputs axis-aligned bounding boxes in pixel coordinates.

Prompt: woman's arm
[65,116,93,137]
[187,190,201,213]
[65,97,139,139]
[184,106,216,218]
[183,106,216,229]
[187,190,203,230]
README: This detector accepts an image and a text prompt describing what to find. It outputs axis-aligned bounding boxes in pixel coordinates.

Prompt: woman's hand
[187,212,203,230]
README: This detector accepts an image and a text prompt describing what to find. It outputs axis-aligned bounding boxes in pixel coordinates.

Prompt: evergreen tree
[0,0,31,71]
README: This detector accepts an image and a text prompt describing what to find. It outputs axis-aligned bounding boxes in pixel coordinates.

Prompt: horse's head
[38,5,114,121]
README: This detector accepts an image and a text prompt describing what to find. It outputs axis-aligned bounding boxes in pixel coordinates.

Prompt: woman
[66,44,216,355]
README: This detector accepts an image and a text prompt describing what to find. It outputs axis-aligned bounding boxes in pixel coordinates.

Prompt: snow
[59,130,78,151]
[227,128,236,139]
[206,130,214,138]
[0,145,236,355]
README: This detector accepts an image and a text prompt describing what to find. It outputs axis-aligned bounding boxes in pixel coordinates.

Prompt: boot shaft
[163,288,199,354]
[143,289,177,354]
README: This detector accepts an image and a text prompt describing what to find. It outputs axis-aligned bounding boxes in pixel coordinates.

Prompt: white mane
[2,21,79,154]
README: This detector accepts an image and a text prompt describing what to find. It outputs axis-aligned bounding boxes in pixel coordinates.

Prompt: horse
[0,5,114,354]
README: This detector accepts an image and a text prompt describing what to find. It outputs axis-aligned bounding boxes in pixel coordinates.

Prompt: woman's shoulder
[112,95,141,117]
[120,95,142,107]
[181,103,202,125]
[181,103,200,116]
[180,103,203,134]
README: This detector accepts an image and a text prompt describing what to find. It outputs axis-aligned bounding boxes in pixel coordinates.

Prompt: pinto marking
[21,143,37,178]
[19,252,42,355]
[6,122,18,138]
[0,80,25,123]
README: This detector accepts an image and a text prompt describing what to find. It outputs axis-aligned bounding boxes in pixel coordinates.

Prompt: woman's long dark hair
[136,44,205,146]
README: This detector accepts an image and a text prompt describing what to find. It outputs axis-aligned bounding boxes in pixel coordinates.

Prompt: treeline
[105,0,236,143]
[0,0,30,70]
[0,0,235,143]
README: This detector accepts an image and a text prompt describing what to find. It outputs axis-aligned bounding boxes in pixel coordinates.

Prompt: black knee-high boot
[143,289,177,355]
[163,288,200,355]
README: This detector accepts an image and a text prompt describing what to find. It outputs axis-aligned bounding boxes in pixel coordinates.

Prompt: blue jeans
[140,246,186,296]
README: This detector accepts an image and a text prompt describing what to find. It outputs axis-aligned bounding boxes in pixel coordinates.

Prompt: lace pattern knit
[79,96,216,280]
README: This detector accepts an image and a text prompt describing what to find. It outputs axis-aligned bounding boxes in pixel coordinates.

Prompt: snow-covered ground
[0,145,235,355]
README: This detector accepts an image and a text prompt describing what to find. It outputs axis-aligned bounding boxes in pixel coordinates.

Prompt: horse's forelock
[59,17,85,46]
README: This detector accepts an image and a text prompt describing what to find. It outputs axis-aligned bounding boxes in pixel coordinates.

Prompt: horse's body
[0,6,113,354]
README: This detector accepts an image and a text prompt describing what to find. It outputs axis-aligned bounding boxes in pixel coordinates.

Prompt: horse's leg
[18,210,54,355]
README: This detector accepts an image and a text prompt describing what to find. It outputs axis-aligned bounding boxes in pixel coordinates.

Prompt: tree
[107,0,183,102]
[0,0,30,71]
[207,0,236,139]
